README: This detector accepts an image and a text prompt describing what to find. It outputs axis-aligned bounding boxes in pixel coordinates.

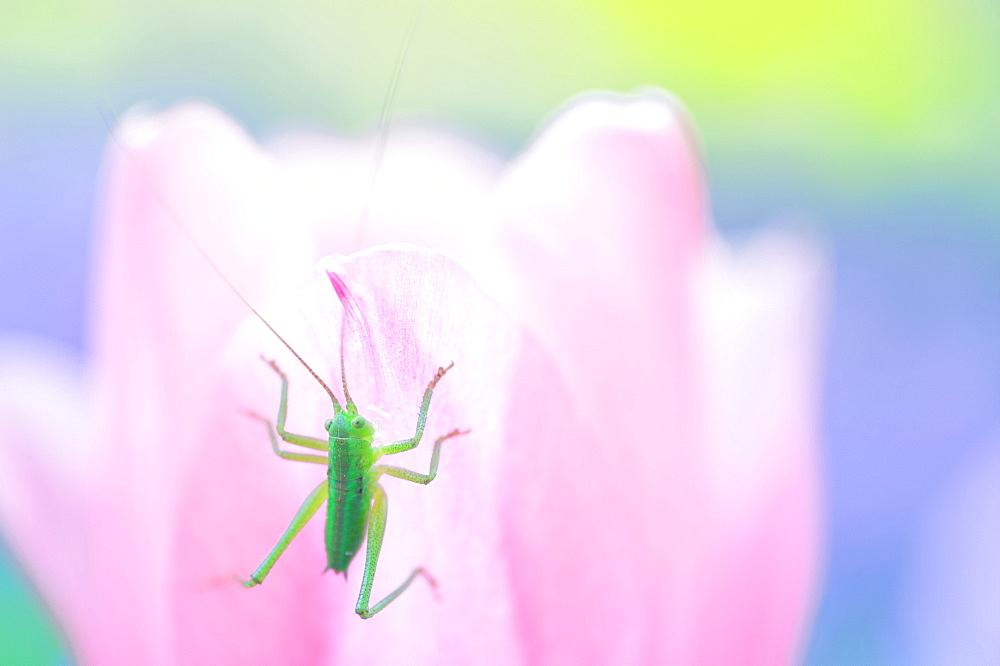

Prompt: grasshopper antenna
[339,314,354,410]
[98,108,343,410]
[356,8,423,247]
[331,10,420,404]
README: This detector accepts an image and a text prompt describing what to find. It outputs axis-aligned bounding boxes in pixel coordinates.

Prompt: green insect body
[325,408,377,575]
[239,272,466,619]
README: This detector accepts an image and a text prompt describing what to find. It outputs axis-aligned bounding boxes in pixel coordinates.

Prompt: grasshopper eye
[352,417,366,429]
[324,419,334,430]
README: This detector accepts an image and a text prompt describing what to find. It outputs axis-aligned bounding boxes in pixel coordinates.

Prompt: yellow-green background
[5,0,997,212]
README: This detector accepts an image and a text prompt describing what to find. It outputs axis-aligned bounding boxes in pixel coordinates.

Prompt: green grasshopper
[239,269,467,618]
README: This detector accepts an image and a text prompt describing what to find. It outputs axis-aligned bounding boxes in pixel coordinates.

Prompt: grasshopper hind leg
[355,484,436,619]
[239,481,327,587]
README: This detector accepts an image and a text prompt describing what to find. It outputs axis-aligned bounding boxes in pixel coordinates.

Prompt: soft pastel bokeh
[1,97,823,663]
[1,0,997,663]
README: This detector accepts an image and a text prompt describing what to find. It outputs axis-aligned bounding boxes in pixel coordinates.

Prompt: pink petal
[313,249,527,664]
[491,91,711,663]
[84,103,327,662]
[169,247,528,663]
[690,232,826,664]
[487,93,823,663]
[90,106,534,661]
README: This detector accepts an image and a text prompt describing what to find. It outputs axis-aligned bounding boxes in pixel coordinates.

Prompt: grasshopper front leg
[256,356,329,452]
[373,363,454,458]
[373,428,468,484]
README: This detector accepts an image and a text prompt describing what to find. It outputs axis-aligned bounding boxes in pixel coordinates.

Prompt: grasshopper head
[324,407,376,439]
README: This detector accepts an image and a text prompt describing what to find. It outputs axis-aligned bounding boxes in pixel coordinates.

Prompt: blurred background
[1,0,997,662]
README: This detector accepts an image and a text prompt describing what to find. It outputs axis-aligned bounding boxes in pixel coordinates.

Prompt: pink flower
[0,92,824,663]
